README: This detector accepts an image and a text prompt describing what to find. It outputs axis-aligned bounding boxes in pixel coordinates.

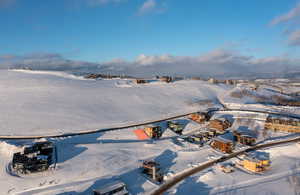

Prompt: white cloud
[135,54,174,65]
[270,2,300,25]
[100,49,300,78]
[137,0,166,15]
[269,3,300,47]
[138,0,156,15]
[288,29,300,46]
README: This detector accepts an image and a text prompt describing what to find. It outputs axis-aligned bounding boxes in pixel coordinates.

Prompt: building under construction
[264,116,300,133]
[167,121,184,134]
[144,125,162,139]
[140,160,164,184]
[12,141,54,174]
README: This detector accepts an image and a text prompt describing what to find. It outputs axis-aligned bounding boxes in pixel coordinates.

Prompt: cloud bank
[1,50,300,79]
[0,53,100,71]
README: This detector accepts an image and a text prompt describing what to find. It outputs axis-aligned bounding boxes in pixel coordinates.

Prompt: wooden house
[210,135,234,153]
[225,79,236,85]
[188,112,209,124]
[233,131,256,146]
[209,118,232,133]
[84,74,102,79]
[134,79,148,84]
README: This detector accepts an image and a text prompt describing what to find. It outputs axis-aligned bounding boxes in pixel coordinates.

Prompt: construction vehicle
[144,125,162,139]
[12,141,54,174]
[167,121,184,134]
[140,160,164,184]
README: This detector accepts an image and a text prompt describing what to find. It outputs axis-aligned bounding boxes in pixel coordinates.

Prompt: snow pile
[0,141,22,158]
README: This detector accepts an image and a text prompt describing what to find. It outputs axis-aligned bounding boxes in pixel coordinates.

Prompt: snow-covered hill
[0,70,227,136]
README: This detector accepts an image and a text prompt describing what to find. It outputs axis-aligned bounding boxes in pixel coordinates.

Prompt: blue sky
[0,0,300,62]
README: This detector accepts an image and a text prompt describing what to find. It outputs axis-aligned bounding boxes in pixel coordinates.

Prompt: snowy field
[1,70,300,195]
[1,128,300,194]
[0,70,226,136]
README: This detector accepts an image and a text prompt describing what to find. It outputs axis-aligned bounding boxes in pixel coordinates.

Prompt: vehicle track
[0,110,213,140]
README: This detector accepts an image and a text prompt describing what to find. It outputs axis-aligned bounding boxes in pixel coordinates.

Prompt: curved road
[150,136,300,195]
[0,111,200,140]
[0,107,300,139]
